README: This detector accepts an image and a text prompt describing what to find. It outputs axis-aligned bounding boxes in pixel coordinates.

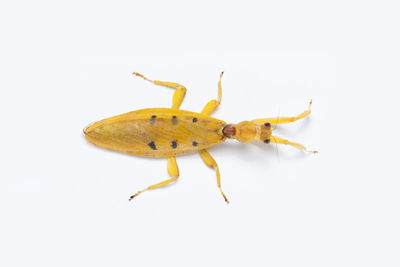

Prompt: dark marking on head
[172,115,178,125]
[192,141,198,146]
[263,139,271,144]
[222,124,236,138]
[192,117,198,123]
[264,122,271,128]
[150,115,157,124]
[171,140,177,149]
[148,141,157,150]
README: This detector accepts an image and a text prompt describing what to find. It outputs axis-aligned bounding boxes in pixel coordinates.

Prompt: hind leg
[252,100,313,125]
[129,156,180,200]
[133,72,187,109]
[271,136,318,153]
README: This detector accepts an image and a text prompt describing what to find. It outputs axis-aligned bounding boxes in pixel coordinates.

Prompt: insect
[84,72,317,203]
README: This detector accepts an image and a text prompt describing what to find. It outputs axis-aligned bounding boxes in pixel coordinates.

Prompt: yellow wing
[84,108,227,157]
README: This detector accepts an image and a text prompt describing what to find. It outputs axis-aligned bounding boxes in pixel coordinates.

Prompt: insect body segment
[222,120,272,143]
[84,108,226,157]
[84,72,317,203]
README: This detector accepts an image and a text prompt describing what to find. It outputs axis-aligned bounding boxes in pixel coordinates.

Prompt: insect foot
[221,191,230,204]
[128,191,143,201]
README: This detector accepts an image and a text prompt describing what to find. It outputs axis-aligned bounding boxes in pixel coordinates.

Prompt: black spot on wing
[171,140,177,149]
[192,141,198,146]
[192,117,198,123]
[150,115,156,124]
[172,115,178,125]
[148,141,157,150]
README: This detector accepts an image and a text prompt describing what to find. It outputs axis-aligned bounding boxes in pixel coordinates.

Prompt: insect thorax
[223,121,271,143]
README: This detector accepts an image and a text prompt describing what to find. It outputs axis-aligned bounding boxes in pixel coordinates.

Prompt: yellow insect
[84,72,317,203]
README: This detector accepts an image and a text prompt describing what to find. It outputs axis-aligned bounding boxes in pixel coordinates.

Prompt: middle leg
[200,72,223,116]
[199,149,229,203]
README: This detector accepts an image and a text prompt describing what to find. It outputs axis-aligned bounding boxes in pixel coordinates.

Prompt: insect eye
[264,122,271,128]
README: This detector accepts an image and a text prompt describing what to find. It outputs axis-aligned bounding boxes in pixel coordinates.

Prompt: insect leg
[271,136,318,153]
[252,100,313,125]
[133,72,187,109]
[200,72,223,116]
[198,149,229,203]
[129,156,180,201]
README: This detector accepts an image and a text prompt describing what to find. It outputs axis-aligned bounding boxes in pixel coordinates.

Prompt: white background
[1,0,399,266]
